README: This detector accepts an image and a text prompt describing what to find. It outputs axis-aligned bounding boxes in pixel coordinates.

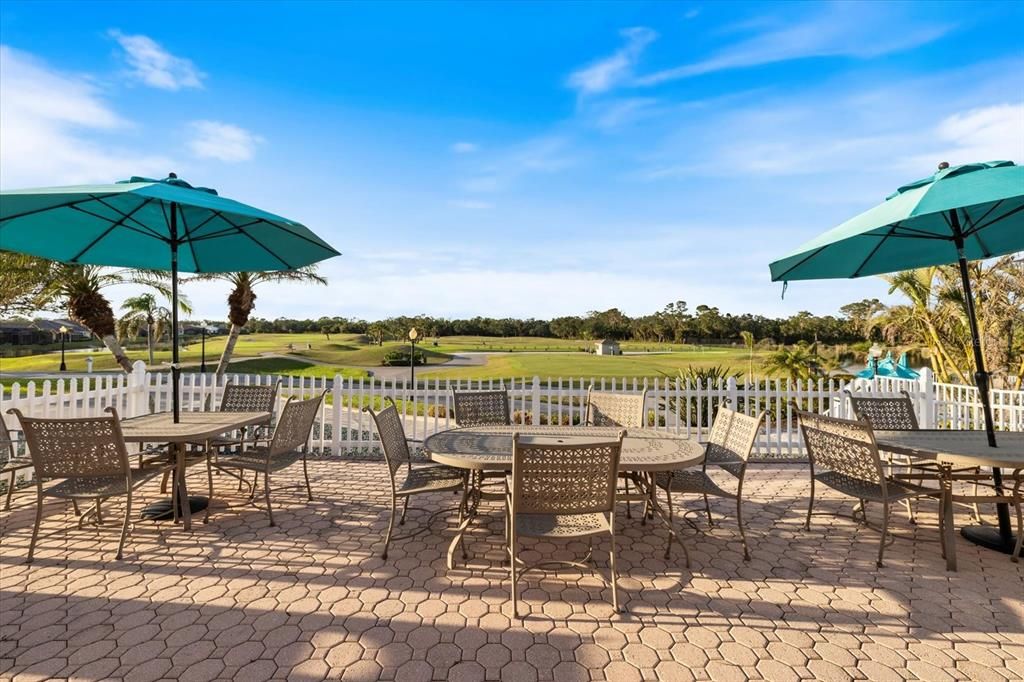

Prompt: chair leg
[624,477,631,519]
[736,496,750,561]
[1012,496,1023,563]
[805,477,815,531]
[4,470,16,511]
[160,470,171,495]
[27,487,43,564]
[400,497,410,525]
[117,491,132,560]
[263,471,275,527]
[95,499,103,524]
[971,469,982,522]
[609,525,620,613]
[382,496,397,560]
[71,498,80,516]
[877,502,890,568]
[205,456,214,524]
[703,493,713,526]
[510,524,520,619]
[663,486,674,560]
[302,455,313,502]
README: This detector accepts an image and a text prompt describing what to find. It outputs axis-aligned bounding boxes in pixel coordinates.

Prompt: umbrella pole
[170,203,181,424]
[951,212,1014,552]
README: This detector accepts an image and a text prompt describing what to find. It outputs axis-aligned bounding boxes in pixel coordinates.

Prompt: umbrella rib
[68,199,158,262]
[967,203,1024,236]
[88,196,169,241]
[772,245,830,282]
[218,214,296,269]
[178,210,202,271]
[962,200,1003,235]
[67,205,167,243]
[0,192,120,224]
[852,225,898,278]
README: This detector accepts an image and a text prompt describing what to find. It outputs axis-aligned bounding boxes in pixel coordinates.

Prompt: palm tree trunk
[102,335,135,373]
[147,322,155,365]
[216,323,243,376]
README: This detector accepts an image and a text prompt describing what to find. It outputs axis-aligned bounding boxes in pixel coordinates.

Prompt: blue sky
[1,1,1022,322]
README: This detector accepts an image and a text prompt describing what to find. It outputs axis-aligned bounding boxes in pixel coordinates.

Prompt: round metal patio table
[424,425,705,569]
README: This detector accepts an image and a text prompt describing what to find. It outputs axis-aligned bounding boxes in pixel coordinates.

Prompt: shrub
[382,348,427,366]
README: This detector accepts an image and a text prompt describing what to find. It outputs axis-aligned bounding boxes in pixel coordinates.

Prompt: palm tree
[186,268,327,376]
[762,344,818,383]
[54,265,172,372]
[118,293,193,365]
[739,330,755,383]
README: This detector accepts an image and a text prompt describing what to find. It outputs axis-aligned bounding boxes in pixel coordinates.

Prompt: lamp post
[200,325,207,374]
[408,327,419,393]
[59,325,68,372]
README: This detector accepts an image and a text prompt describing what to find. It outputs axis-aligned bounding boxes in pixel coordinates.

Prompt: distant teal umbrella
[769,160,1024,553]
[856,351,919,380]
[0,174,340,421]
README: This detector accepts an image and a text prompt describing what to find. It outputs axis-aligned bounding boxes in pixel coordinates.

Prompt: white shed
[594,339,621,356]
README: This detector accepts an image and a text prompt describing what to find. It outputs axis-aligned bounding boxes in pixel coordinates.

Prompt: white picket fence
[2,362,1021,460]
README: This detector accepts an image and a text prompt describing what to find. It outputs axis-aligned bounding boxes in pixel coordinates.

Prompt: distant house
[33,319,92,342]
[0,321,49,346]
[594,339,621,356]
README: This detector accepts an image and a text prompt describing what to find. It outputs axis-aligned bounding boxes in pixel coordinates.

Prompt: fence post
[531,376,541,425]
[919,367,935,429]
[128,361,146,417]
[727,376,738,411]
[332,374,342,456]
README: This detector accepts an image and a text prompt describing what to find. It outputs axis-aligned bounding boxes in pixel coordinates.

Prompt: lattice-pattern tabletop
[874,430,1024,469]
[425,426,704,472]
[119,411,272,443]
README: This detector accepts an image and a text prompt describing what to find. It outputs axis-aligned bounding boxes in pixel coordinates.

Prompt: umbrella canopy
[0,174,339,272]
[0,174,340,422]
[769,161,1022,282]
[768,160,1024,554]
[856,352,919,380]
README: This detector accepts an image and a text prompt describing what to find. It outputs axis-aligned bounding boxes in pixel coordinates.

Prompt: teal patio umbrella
[770,160,1024,553]
[0,174,340,422]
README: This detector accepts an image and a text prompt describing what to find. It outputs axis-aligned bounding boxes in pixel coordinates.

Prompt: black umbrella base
[960,525,1017,554]
[141,496,209,521]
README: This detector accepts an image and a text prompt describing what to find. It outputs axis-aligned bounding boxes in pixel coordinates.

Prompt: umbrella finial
[938,161,950,171]
[168,172,178,179]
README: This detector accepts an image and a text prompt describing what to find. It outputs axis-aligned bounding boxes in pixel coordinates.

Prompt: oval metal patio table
[424,426,705,569]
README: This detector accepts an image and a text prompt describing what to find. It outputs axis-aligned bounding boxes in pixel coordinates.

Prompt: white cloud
[451,142,479,154]
[637,4,954,85]
[566,27,657,95]
[683,8,701,20]
[187,120,263,162]
[109,29,205,90]
[448,199,494,210]
[459,136,576,193]
[0,45,173,188]
[915,104,1024,168]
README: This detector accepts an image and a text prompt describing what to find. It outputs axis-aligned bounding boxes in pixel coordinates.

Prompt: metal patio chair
[1,417,34,511]
[8,407,168,562]
[656,405,763,560]
[585,387,648,519]
[846,389,981,522]
[506,431,626,618]
[208,392,324,526]
[451,389,511,427]
[796,409,940,567]
[367,397,466,560]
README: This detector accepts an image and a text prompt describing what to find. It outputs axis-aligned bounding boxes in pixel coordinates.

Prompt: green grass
[424,348,765,380]
[1,332,773,380]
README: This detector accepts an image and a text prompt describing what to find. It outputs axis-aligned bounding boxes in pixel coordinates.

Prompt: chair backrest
[8,407,130,479]
[585,388,647,428]
[0,416,15,464]
[511,432,625,516]
[220,381,280,414]
[452,389,510,426]
[705,405,764,478]
[268,392,325,456]
[366,398,411,479]
[796,410,885,486]
[846,390,919,430]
